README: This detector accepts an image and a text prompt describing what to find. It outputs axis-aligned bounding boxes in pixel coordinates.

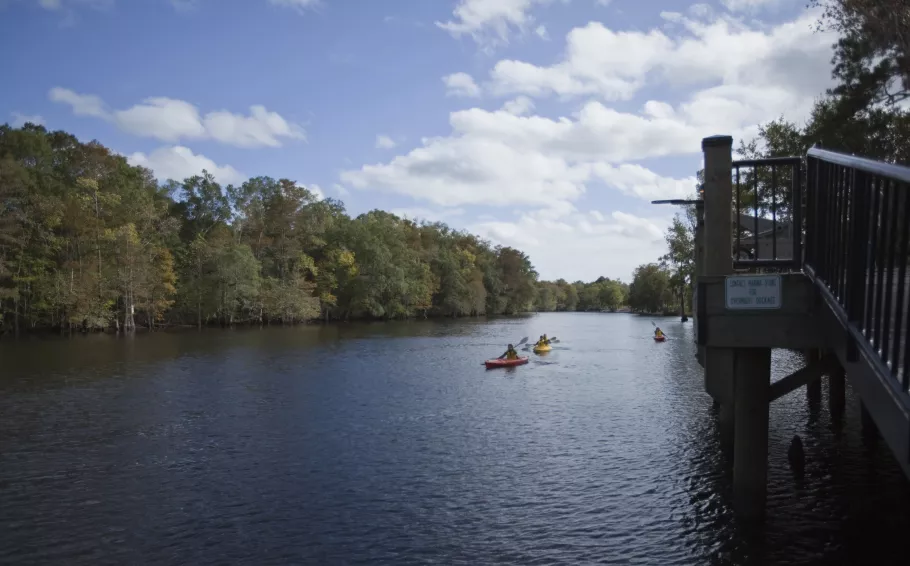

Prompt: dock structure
[687,135,910,521]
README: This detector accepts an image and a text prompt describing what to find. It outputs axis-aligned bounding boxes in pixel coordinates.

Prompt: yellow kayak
[532,343,552,353]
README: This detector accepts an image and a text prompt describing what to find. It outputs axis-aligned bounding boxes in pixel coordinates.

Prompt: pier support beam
[805,349,822,402]
[701,135,736,450]
[829,361,846,417]
[861,401,878,439]
[733,347,772,522]
[706,348,735,450]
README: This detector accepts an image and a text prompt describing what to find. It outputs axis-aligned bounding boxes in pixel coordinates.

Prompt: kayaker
[654,327,664,338]
[542,334,550,345]
[500,344,519,360]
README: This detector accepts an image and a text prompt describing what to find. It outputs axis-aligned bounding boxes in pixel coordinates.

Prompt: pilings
[733,348,772,520]
[701,134,737,455]
[805,349,822,402]
[829,362,846,417]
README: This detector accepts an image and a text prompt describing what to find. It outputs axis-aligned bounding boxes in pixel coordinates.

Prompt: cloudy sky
[0,0,836,282]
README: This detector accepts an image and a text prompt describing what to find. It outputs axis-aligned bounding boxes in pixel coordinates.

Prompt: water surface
[1,313,909,565]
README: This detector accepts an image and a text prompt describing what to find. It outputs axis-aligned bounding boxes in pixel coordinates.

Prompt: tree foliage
[628,264,673,314]
[0,124,541,334]
[532,277,628,313]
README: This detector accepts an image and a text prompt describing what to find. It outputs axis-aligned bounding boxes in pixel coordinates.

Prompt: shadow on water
[0,313,908,565]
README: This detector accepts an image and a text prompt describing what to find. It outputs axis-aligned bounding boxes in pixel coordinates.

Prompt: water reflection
[0,313,908,565]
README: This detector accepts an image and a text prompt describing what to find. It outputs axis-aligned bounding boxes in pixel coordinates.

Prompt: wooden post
[805,349,821,402]
[861,400,878,440]
[702,136,733,275]
[694,201,705,366]
[733,347,772,521]
[701,136,735,447]
[830,361,846,417]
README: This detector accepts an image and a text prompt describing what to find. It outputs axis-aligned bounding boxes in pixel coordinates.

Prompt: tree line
[532,277,630,313]
[0,125,539,336]
[626,0,910,315]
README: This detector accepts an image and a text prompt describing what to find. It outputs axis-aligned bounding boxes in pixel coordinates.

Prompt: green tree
[628,264,671,314]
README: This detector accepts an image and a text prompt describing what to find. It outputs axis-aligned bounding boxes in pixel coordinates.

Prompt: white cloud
[269,0,319,13]
[375,135,397,149]
[591,163,698,201]
[595,0,612,6]
[720,0,784,13]
[535,25,549,40]
[470,209,670,280]
[437,0,555,50]
[341,131,589,208]
[688,3,714,18]
[485,9,834,113]
[203,105,306,148]
[49,88,305,148]
[127,146,244,185]
[340,104,698,209]
[332,183,350,197]
[113,97,205,142]
[10,112,45,127]
[501,96,535,116]
[389,207,465,223]
[49,87,107,117]
[489,24,673,101]
[443,73,481,98]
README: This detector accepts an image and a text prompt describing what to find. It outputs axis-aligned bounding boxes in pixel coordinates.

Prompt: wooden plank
[703,314,826,349]
[768,355,836,402]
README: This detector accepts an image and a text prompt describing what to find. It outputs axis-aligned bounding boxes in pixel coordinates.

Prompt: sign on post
[725,274,781,309]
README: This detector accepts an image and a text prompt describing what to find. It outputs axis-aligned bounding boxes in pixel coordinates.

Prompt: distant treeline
[0,124,543,335]
[532,277,629,313]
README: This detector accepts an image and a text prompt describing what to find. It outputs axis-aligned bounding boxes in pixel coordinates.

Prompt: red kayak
[654,335,667,342]
[485,356,530,369]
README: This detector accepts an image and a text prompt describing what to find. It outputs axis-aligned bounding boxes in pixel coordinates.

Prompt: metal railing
[732,157,803,270]
[804,146,910,395]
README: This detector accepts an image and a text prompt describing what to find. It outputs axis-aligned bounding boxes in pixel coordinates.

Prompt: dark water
[1,313,909,565]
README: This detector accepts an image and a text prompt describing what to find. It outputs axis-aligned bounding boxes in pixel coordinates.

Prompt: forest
[532,277,630,313]
[0,124,543,335]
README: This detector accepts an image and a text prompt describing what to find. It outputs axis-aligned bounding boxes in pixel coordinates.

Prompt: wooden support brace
[768,354,837,402]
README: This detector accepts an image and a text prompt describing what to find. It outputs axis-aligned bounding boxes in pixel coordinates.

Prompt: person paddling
[500,344,519,360]
[654,327,664,339]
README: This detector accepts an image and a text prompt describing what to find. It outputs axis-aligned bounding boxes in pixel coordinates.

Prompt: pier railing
[732,157,802,271]
[804,147,910,397]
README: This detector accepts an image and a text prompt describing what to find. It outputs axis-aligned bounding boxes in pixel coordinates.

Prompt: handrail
[808,147,910,185]
[730,156,802,270]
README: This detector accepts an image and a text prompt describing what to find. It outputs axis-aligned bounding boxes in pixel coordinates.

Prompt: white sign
[725,274,782,309]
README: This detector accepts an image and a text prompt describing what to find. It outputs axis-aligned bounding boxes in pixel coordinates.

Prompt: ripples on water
[1,314,909,565]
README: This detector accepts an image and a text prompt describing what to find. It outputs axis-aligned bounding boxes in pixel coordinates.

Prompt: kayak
[654,335,666,342]
[532,344,552,353]
[485,356,530,369]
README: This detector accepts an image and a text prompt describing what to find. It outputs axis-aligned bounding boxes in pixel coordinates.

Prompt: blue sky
[0,0,834,282]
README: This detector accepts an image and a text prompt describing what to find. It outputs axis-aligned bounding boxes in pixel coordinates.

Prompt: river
[1,313,909,565]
